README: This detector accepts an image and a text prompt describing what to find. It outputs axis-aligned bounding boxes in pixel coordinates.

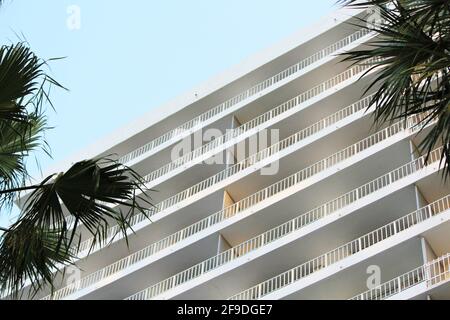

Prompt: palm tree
[0,31,151,296]
[338,0,450,177]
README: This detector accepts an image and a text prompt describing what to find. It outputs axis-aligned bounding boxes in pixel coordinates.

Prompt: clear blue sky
[0,0,337,224]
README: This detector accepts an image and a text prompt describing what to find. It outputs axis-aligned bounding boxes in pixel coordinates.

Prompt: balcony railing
[80,94,374,245]
[127,149,446,301]
[350,253,450,300]
[142,57,380,187]
[75,110,433,258]
[44,113,436,301]
[11,29,376,298]
[118,29,372,166]
[226,193,450,301]
[63,55,378,231]
[144,94,373,217]
[71,64,384,255]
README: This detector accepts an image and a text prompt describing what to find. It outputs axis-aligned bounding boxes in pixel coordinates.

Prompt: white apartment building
[16,5,450,300]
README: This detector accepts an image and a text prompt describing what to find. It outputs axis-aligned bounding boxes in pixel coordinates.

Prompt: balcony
[62,55,380,237]
[42,139,442,300]
[139,58,381,191]
[350,253,450,300]
[73,93,377,256]
[225,194,450,300]
[116,29,373,169]
[72,111,434,255]
[12,90,378,299]
[16,28,375,236]
[125,148,447,300]
[57,68,382,271]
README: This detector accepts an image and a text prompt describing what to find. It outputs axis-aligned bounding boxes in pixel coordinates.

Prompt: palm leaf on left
[0,43,152,297]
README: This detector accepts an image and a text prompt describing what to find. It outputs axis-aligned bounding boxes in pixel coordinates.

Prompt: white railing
[350,253,450,300]
[63,55,377,231]
[144,95,373,216]
[118,29,372,165]
[74,115,434,294]
[75,108,433,258]
[72,61,384,254]
[121,96,377,232]
[227,193,450,301]
[43,112,430,301]
[12,29,376,297]
[142,57,380,186]
[129,149,442,299]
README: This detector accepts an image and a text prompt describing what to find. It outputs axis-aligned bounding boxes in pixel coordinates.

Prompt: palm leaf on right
[339,0,450,178]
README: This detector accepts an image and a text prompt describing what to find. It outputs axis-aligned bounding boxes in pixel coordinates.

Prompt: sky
[0,0,337,224]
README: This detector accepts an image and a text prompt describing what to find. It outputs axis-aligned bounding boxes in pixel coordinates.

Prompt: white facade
[19,6,450,300]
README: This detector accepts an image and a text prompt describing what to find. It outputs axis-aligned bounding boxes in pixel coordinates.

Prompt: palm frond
[0,42,64,209]
[0,158,151,297]
[0,113,49,209]
[0,220,73,298]
[0,43,43,121]
[0,40,153,297]
[339,0,450,178]
[23,158,150,250]
[0,42,66,120]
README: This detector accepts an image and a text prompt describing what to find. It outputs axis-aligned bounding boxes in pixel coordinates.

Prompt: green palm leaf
[0,158,151,297]
[0,113,49,209]
[0,220,73,297]
[0,40,152,297]
[338,0,450,178]
[24,158,150,249]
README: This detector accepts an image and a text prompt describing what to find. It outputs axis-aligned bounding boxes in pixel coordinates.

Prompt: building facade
[18,6,450,300]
